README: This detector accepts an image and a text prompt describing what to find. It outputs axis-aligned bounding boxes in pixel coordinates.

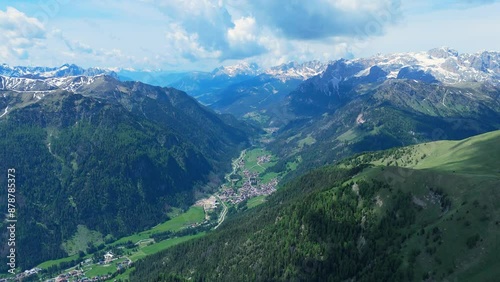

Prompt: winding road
[225,149,246,182]
[214,195,228,229]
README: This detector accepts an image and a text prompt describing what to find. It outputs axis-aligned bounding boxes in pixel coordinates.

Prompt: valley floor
[28,145,282,282]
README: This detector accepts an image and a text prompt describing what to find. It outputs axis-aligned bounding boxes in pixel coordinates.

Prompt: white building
[104,252,114,263]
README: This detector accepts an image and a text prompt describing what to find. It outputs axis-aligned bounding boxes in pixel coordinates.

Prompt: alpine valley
[0,47,499,281]
[0,74,254,270]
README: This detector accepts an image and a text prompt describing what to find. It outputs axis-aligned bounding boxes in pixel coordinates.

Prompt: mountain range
[0,63,116,79]
[0,47,499,279]
[4,47,496,121]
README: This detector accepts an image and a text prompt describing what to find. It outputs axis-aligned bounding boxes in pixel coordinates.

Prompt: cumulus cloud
[152,0,233,59]
[146,0,403,62]
[0,7,46,61]
[1,0,497,69]
[243,0,402,40]
[165,23,222,61]
[224,16,267,59]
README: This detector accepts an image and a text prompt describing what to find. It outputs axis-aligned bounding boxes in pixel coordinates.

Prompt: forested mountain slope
[0,75,253,270]
[131,130,500,282]
[268,78,500,181]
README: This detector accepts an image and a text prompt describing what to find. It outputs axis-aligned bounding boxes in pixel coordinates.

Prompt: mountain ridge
[0,73,254,270]
[130,130,500,281]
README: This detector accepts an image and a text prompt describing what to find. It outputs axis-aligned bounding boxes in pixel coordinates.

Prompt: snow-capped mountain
[0,63,115,79]
[0,74,114,94]
[350,47,499,85]
[210,61,326,81]
[211,62,261,77]
[265,60,327,81]
[288,48,500,117]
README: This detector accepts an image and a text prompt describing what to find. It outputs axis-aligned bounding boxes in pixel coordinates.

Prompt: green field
[81,233,206,280]
[84,258,128,277]
[112,267,134,281]
[242,148,277,173]
[130,233,206,260]
[37,205,206,281]
[297,134,316,148]
[113,206,204,245]
[37,254,80,269]
[247,195,267,208]
[285,155,302,172]
[261,172,279,183]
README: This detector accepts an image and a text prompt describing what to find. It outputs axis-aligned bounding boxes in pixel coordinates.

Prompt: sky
[0,0,498,71]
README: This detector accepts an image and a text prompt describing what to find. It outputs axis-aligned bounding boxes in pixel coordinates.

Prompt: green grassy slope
[344,130,500,280]
[130,130,500,281]
[364,130,500,175]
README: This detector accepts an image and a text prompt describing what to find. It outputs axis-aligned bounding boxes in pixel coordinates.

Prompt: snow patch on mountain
[350,47,499,85]
[212,62,261,77]
[265,61,327,81]
[0,64,115,79]
[0,74,109,94]
[210,61,326,81]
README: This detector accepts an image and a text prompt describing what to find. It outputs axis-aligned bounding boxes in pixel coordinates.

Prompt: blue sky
[0,0,498,71]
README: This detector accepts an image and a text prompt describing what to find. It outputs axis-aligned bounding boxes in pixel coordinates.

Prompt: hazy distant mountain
[211,62,261,77]
[0,63,116,79]
[264,60,326,81]
[207,61,327,120]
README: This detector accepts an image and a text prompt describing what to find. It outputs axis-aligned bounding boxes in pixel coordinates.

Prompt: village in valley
[196,148,279,211]
[194,148,280,230]
[6,148,280,282]
[47,251,133,282]
[0,251,133,282]
[217,150,278,205]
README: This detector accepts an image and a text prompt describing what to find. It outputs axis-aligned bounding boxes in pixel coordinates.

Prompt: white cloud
[153,0,233,50]
[227,17,258,45]
[332,0,393,11]
[165,23,221,61]
[0,7,46,61]
[224,16,268,59]
[0,0,497,70]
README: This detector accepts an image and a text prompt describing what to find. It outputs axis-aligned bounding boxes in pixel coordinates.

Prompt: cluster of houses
[217,152,278,205]
[0,268,42,281]
[52,273,112,282]
[242,169,259,185]
[53,269,84,282]
[236,158,245,169]
[257,155,272,165]
[116,259,133,272]
[45,252,132,282]
[218,176,278,205]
